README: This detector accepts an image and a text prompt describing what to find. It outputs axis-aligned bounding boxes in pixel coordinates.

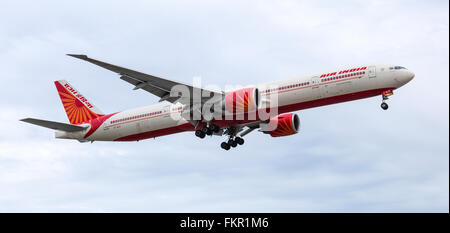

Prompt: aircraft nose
[406,70,415,82]
[395,69,415,85]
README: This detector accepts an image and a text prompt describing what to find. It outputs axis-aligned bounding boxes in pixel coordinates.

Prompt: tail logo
[63,83,95,109]
[55,81,103,125]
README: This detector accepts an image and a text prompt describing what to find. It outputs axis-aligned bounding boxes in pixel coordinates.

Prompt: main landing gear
[194,129,206,139]
[380,90,393,110]
[195,124,245,151]
[219,126,245,151]
[220,137,244,151]
[195,124,220,139]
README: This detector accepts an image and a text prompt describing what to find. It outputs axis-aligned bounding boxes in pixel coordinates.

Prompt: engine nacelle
[263,113,300,137]
[224,87,260,114]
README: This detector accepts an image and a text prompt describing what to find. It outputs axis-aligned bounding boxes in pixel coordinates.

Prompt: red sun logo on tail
[54,81,103,125]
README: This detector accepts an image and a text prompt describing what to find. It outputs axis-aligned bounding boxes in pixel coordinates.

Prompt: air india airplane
[21,55,414,150]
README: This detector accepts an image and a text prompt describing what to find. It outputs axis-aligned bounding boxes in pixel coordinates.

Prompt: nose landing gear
[381,90,393,110]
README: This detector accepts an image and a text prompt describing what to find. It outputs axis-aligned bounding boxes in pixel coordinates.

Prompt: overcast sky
[0,0,448,212]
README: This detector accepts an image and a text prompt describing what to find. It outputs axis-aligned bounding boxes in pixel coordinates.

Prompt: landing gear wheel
[202,127,213,136]
[381,102,389,110]
[221,142,230,150]
[235,137,244,145]
[228,139,237,148]
[210,124,220,133]
[206,129,213,136]
[195,130,206,138]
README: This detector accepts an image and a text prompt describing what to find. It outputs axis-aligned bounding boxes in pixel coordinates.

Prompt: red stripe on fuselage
[84,113,118,138]
[278,87,396,113]
[114,123,194,141]
[113,87,395,141]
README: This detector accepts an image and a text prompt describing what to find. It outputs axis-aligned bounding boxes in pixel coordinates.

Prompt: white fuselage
[56,64,414,142]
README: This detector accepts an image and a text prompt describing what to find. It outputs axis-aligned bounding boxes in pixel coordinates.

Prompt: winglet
[67,54,89,59]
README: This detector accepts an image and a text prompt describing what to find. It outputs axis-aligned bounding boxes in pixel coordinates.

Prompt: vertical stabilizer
[54,80,104,124]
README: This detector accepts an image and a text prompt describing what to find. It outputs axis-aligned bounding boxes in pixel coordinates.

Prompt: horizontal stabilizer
[20,118,87,132]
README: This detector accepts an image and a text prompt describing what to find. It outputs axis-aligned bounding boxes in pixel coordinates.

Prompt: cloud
[0,0,448,212]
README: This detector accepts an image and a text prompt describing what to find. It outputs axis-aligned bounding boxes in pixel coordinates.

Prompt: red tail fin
[54,80,104,124]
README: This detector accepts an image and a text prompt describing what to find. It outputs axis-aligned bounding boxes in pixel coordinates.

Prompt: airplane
[20,55,414,150]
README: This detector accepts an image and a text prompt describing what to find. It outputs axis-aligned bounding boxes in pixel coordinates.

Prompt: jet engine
[224,87,260,114]
[263,113,300,137]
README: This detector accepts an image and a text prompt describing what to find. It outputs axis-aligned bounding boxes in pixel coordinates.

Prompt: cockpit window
[394,66,406,70]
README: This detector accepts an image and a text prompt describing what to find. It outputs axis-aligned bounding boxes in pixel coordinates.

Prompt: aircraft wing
[20,118,88,132]
[67,54,223,105]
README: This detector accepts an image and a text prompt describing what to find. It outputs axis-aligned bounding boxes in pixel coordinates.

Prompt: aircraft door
[310,76,324,98]
[162,105,170,118]
[368,66,376,78]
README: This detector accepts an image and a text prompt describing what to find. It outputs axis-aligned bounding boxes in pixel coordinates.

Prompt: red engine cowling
[224,88,259,114]
[264,113,300,137]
